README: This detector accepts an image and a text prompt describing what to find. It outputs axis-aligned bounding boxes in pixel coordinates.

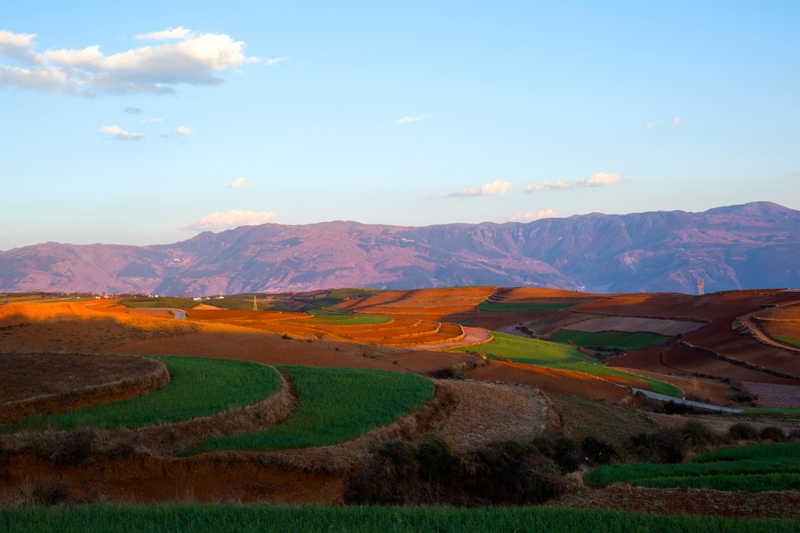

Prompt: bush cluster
[346,434,571,505]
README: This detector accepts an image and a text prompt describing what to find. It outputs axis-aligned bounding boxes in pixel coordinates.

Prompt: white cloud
[177,210,276,231]
[644,122,660,130]
[444,179,514,198]
[226,177,252,188]
[148,118,162,122]
[525,172,635,193]
[498,209,558,223]
[0,30,44,64]
[135,27,196,41]
[176,126,193,135]
[396,115,431,124]
[0,29,253,95]
[99,125,145,140]
[671,117,681,125]
[246,56,287,66]
[124,106,143,114]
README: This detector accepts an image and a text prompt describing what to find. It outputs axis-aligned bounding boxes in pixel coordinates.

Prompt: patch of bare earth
[434,381,557,451]
[741,382,800,409]
[548,486,800,520]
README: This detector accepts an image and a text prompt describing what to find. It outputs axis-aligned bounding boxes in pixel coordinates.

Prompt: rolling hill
[1,202,798,296]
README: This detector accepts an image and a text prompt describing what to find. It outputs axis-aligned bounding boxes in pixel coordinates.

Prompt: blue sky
[1,0,798,250]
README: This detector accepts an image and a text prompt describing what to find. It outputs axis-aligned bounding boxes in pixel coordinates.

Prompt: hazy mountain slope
[1,202,798,296]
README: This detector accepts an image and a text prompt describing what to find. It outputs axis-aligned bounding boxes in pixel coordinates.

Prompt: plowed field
[563,316,703,336]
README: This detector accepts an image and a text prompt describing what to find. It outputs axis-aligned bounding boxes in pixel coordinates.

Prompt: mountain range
[2,202,799,296]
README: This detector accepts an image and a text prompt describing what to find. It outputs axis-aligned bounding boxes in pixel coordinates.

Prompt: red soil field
[465,360,643,406]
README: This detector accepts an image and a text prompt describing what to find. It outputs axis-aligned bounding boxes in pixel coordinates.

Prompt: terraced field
[187,366,434,454]
[563,316,703,336]
[450,332,680,396]
[550,330,670,350]
[450,331,595,365]
[585,443,800,492]
[3,356,281,432]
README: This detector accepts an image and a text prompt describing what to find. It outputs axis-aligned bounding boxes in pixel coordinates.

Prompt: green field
[585,443,800,492]
[3,356,281,432]
[775,336,800,348]
[548,363,682,397]
[186,366,434,454]
[291,315,393,325]
[550,330,670,350]
[479,300,577,314]
[1,505,794,533]
[449,332,679,396]
[450,331,596,365]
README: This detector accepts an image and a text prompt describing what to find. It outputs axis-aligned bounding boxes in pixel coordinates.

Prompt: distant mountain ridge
[2,202,799,296]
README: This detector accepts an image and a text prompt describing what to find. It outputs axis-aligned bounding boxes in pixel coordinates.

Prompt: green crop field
[3,356,281,432]
[585,443,800,492]
[547,362,682,397]
[450,331,596,365]
[291,315,393,325]
[550,330,670,350]
[120,297,199,309]
[186,366,434,454]
[479,300,577,314]
[1,505,795,533]
[449,333,679,396]
[774,336,800,348]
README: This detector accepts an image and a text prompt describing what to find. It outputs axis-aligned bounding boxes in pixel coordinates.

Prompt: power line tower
[253,295,258,311]
[697,279,705,296]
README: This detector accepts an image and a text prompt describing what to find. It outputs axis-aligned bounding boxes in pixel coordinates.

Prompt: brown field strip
[465,360,643,405]
[563,316,703,336]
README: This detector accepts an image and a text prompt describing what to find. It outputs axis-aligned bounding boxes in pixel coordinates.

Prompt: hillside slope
[1,202,798,296]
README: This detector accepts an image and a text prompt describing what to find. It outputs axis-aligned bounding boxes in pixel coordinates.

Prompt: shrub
[628,428,686,464]
[664,400,693,415]
[417,434,462,483]
[760,426,787,442]
[553,436,583,472]
[681,420,727,446]
[729,422,759,441]
[789,429,800,442]
[378,439,419,478]
[581,435,624,465]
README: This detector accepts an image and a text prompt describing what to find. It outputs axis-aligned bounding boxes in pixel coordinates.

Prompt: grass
[1,505,795,533]
[186,366,434,454]
[721,408,800,425]
[548,363,682,397]
[290,315,393,325]
[479,300,577,314]
[553,395,656,444]
[585,443,800,492]
[449,331,596,365]
[3,356,281,432]
[549,330,670,350]
[120,297,199,309]
[774,335,800,348]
